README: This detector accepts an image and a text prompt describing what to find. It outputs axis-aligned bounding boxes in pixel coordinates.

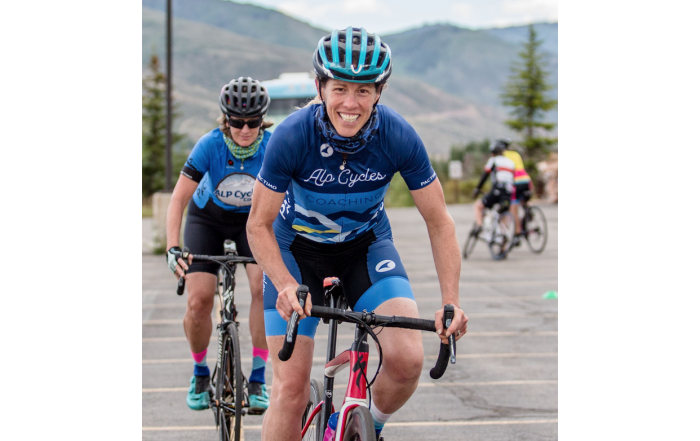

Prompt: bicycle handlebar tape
[176,277,185,295]
[278,285,310,362]
[430,304,456,379]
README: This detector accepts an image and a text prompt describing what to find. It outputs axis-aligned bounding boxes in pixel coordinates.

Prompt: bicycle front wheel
[489,212,515,261]
[342,406,376,441]
[524,206,548,253]
[214,322,243,441]
[462,222,479,259]
[301,379,324,441]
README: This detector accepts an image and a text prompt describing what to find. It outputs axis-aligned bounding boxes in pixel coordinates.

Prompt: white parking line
[142,380,557,393]
[142,418,557,431]
[142,352,557,364]
[141,295,545,308]
[142,331,558,342]
[143,318,249,324]
[143,312,554,325]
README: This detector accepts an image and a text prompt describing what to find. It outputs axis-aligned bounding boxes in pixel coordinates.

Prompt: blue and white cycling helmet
[313,27,392,84]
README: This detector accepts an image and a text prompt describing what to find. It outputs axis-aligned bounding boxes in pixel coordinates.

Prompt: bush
[142,197,153,218]
[384,174,415,208]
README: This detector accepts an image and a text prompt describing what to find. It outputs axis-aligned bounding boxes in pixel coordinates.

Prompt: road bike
[279,279,457,441]
[513,201,548,254]
[462,192,515,261]
[174,241,259,441]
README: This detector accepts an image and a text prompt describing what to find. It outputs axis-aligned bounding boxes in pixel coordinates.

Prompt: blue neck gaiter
[314,104,380,155]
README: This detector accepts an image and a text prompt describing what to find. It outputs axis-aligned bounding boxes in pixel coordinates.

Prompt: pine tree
[142,54,185,198]
[501,25,557,164]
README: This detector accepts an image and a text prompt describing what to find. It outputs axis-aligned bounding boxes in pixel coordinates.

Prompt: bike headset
[219,77,271,118]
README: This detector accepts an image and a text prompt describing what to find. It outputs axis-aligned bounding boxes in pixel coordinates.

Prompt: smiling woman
[247,26,468,441]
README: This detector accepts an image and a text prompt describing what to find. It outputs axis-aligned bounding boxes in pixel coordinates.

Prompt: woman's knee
[388,353,423,382]
[186,289,214,319]
[270,375,309,408]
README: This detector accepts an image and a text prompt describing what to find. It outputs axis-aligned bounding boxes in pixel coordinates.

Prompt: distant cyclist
[498,139,533,246]
[165,77,272,412]
[247,27,468,441]
[470,141,516,236]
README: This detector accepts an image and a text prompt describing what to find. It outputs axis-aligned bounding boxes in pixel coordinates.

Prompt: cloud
[501,0,558,22]
[449,2,474,20]
[341,0,390,14]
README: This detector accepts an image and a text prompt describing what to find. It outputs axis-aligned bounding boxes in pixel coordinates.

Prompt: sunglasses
[227,116,263,129]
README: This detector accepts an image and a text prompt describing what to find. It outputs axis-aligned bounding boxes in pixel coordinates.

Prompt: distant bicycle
[463,191,515,261]
[513,201,548,254]
[174,240,259,441]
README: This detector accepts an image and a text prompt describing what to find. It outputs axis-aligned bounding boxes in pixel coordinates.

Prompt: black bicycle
[463,191,515,261]
[280,279,457,441]
[174,241,258,441]
[509,201,548,254]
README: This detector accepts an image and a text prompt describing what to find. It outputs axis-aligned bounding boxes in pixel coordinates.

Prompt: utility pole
[152,0,174,253]
[165,0,173,190]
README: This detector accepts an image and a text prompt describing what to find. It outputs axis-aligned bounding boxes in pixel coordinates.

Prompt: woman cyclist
[247,27,469,441]
[498,139,534,247]
[165,77,272,412]
[470,140,516,236]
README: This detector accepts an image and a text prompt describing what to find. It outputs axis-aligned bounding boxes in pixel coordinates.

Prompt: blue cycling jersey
[181,128,270,214]
[257,104,436,247]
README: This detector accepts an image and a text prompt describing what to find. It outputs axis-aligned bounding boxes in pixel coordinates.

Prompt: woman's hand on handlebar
[435,305,468,344]
[276,283,312,321]
[166,246,193,280]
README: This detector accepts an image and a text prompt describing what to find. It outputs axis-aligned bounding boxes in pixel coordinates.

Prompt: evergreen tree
[501,25,557,164]
[142,54,185,198]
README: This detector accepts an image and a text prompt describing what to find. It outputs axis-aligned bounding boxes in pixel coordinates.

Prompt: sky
[235,0,558,34]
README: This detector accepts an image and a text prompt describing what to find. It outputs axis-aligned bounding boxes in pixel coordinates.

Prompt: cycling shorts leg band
[353,276,415,313]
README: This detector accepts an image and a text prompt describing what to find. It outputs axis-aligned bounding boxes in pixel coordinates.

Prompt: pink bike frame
[301,340,370,439]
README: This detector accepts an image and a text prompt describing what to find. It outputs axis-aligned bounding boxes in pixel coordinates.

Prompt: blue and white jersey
[181,128,270,214]
[257,104,436,248]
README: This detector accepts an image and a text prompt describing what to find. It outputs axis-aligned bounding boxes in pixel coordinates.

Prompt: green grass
[384,174,415,208]
[142,197,153,218]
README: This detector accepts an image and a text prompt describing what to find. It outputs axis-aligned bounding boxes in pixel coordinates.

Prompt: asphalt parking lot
[142,202,558,440]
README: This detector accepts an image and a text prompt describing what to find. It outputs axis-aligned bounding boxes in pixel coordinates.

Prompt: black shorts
[183,199,253,275]
[482,185,511,212]
[262,230,415,338]
[514,182,532,203]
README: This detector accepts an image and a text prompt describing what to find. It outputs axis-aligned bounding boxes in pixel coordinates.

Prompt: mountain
[143,6,313,143]
[142,0,558,154]
[142,0,327,50]
[383,25,520,107]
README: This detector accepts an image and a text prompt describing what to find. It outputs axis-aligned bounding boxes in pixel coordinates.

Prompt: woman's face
[228,116,262,146]
[320,79,380,138]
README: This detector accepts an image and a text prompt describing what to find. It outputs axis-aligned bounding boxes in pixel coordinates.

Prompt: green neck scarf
[224,131,263,168]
